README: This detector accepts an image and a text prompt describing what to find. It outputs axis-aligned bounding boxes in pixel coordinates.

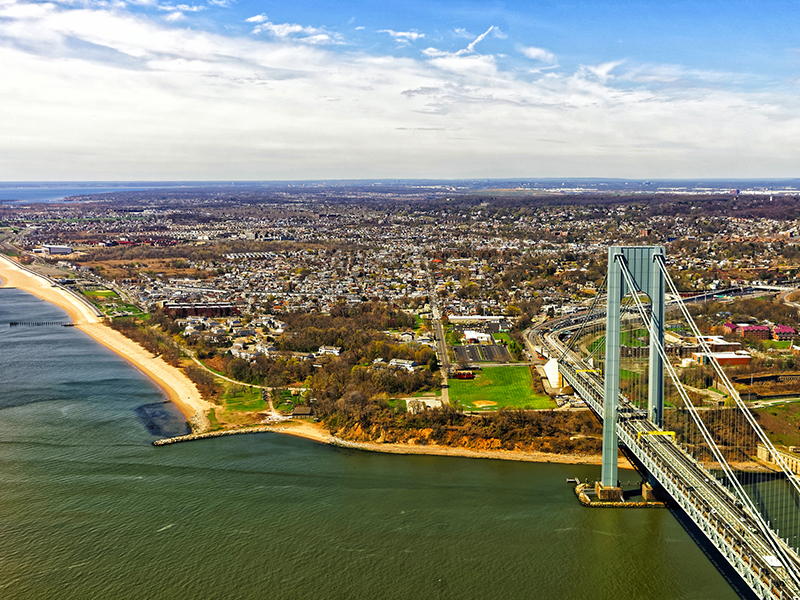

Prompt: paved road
[425,262,450,405]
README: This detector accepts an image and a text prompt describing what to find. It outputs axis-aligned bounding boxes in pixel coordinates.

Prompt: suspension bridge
[530,246,800,600]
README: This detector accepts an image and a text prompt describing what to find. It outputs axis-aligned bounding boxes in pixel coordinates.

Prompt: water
[0,184,155,204]
[0,288,747,599]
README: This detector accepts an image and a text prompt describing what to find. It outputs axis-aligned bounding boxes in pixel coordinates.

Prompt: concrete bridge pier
[595,482,624,501]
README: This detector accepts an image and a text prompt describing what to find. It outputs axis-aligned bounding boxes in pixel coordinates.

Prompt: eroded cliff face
[328,422,602,455]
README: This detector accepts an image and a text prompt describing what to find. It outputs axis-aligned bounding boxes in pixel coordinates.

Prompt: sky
[1,0,799,181]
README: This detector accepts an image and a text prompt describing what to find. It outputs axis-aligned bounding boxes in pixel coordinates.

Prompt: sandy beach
[0,254,212,425]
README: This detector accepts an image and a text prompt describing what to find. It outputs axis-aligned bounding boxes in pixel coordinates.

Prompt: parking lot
[453,343,511,364]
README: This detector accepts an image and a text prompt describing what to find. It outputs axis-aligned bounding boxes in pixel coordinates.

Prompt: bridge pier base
[641,483,658,501]
[595,482,623,501]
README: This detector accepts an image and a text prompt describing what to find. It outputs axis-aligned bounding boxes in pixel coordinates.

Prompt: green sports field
[448,366,555,411]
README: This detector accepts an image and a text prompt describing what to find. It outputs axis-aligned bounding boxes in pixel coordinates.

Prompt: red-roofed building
[773,325,797,341]
[723,322,739,335]
[738,325,771,340]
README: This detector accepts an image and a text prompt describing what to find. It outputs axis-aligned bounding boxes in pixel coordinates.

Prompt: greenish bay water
[0,288,746,599]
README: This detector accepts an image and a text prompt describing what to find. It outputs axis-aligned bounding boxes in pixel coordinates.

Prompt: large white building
[41,244,73,255]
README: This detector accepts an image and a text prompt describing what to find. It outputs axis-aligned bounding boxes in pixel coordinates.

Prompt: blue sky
[0,0,799,180]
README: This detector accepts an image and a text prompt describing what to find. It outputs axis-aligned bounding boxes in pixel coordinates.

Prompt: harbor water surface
[0,287,743,599]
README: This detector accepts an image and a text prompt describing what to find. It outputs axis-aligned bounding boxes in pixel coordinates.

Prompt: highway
[529,315,800,600]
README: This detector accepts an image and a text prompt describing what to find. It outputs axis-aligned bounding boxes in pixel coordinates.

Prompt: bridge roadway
[529,320,800,600]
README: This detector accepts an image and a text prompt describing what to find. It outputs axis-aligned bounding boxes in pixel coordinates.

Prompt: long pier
[9,321,73,326]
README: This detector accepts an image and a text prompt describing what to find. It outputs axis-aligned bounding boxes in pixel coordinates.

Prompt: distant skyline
[1,0,799,181]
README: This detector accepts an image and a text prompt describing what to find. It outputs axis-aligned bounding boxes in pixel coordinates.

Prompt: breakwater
[153,424,299,445]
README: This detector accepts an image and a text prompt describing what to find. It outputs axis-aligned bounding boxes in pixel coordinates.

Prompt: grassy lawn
[587,336,606,353]
[207,409,221,431]
[763,340,792,350]
[493,332,512,344]
[83,289,117,297]
[387,398,407,411]
[108,303,146,317]
[221,385,266,412]
[81,289,145,317]
[620,328,649,347]
[274,389,298,413]
[619,368,640,382]
[756,402,800,446]
[448,366,555,411]
[446,326,463,346]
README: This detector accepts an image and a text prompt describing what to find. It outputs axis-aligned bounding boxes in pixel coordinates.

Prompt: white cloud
[246,15,339,44]
[581,61,623,83]
[158,3,205,12]
[0,1,798,179]
[520,45,556,64]
[422,47,448,58]
[245,13,267,23]
[378,29,424,45]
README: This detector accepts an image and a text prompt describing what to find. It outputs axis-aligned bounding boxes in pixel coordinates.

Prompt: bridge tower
[601,246,665,492]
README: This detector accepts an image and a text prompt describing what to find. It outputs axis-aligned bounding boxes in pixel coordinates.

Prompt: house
[389,358,417,372]
[291,406,316,418]
[318,346,342,356]
[230,343,261,362]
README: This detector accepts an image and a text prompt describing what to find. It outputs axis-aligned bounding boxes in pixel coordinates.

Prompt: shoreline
[284,420,611,464]
[0,253,615,469]
[155,419,625,468]
[0,254,212,426]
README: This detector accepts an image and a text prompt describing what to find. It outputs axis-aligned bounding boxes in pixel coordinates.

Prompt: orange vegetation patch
[204,355,228,373]
[473,401,498,408]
